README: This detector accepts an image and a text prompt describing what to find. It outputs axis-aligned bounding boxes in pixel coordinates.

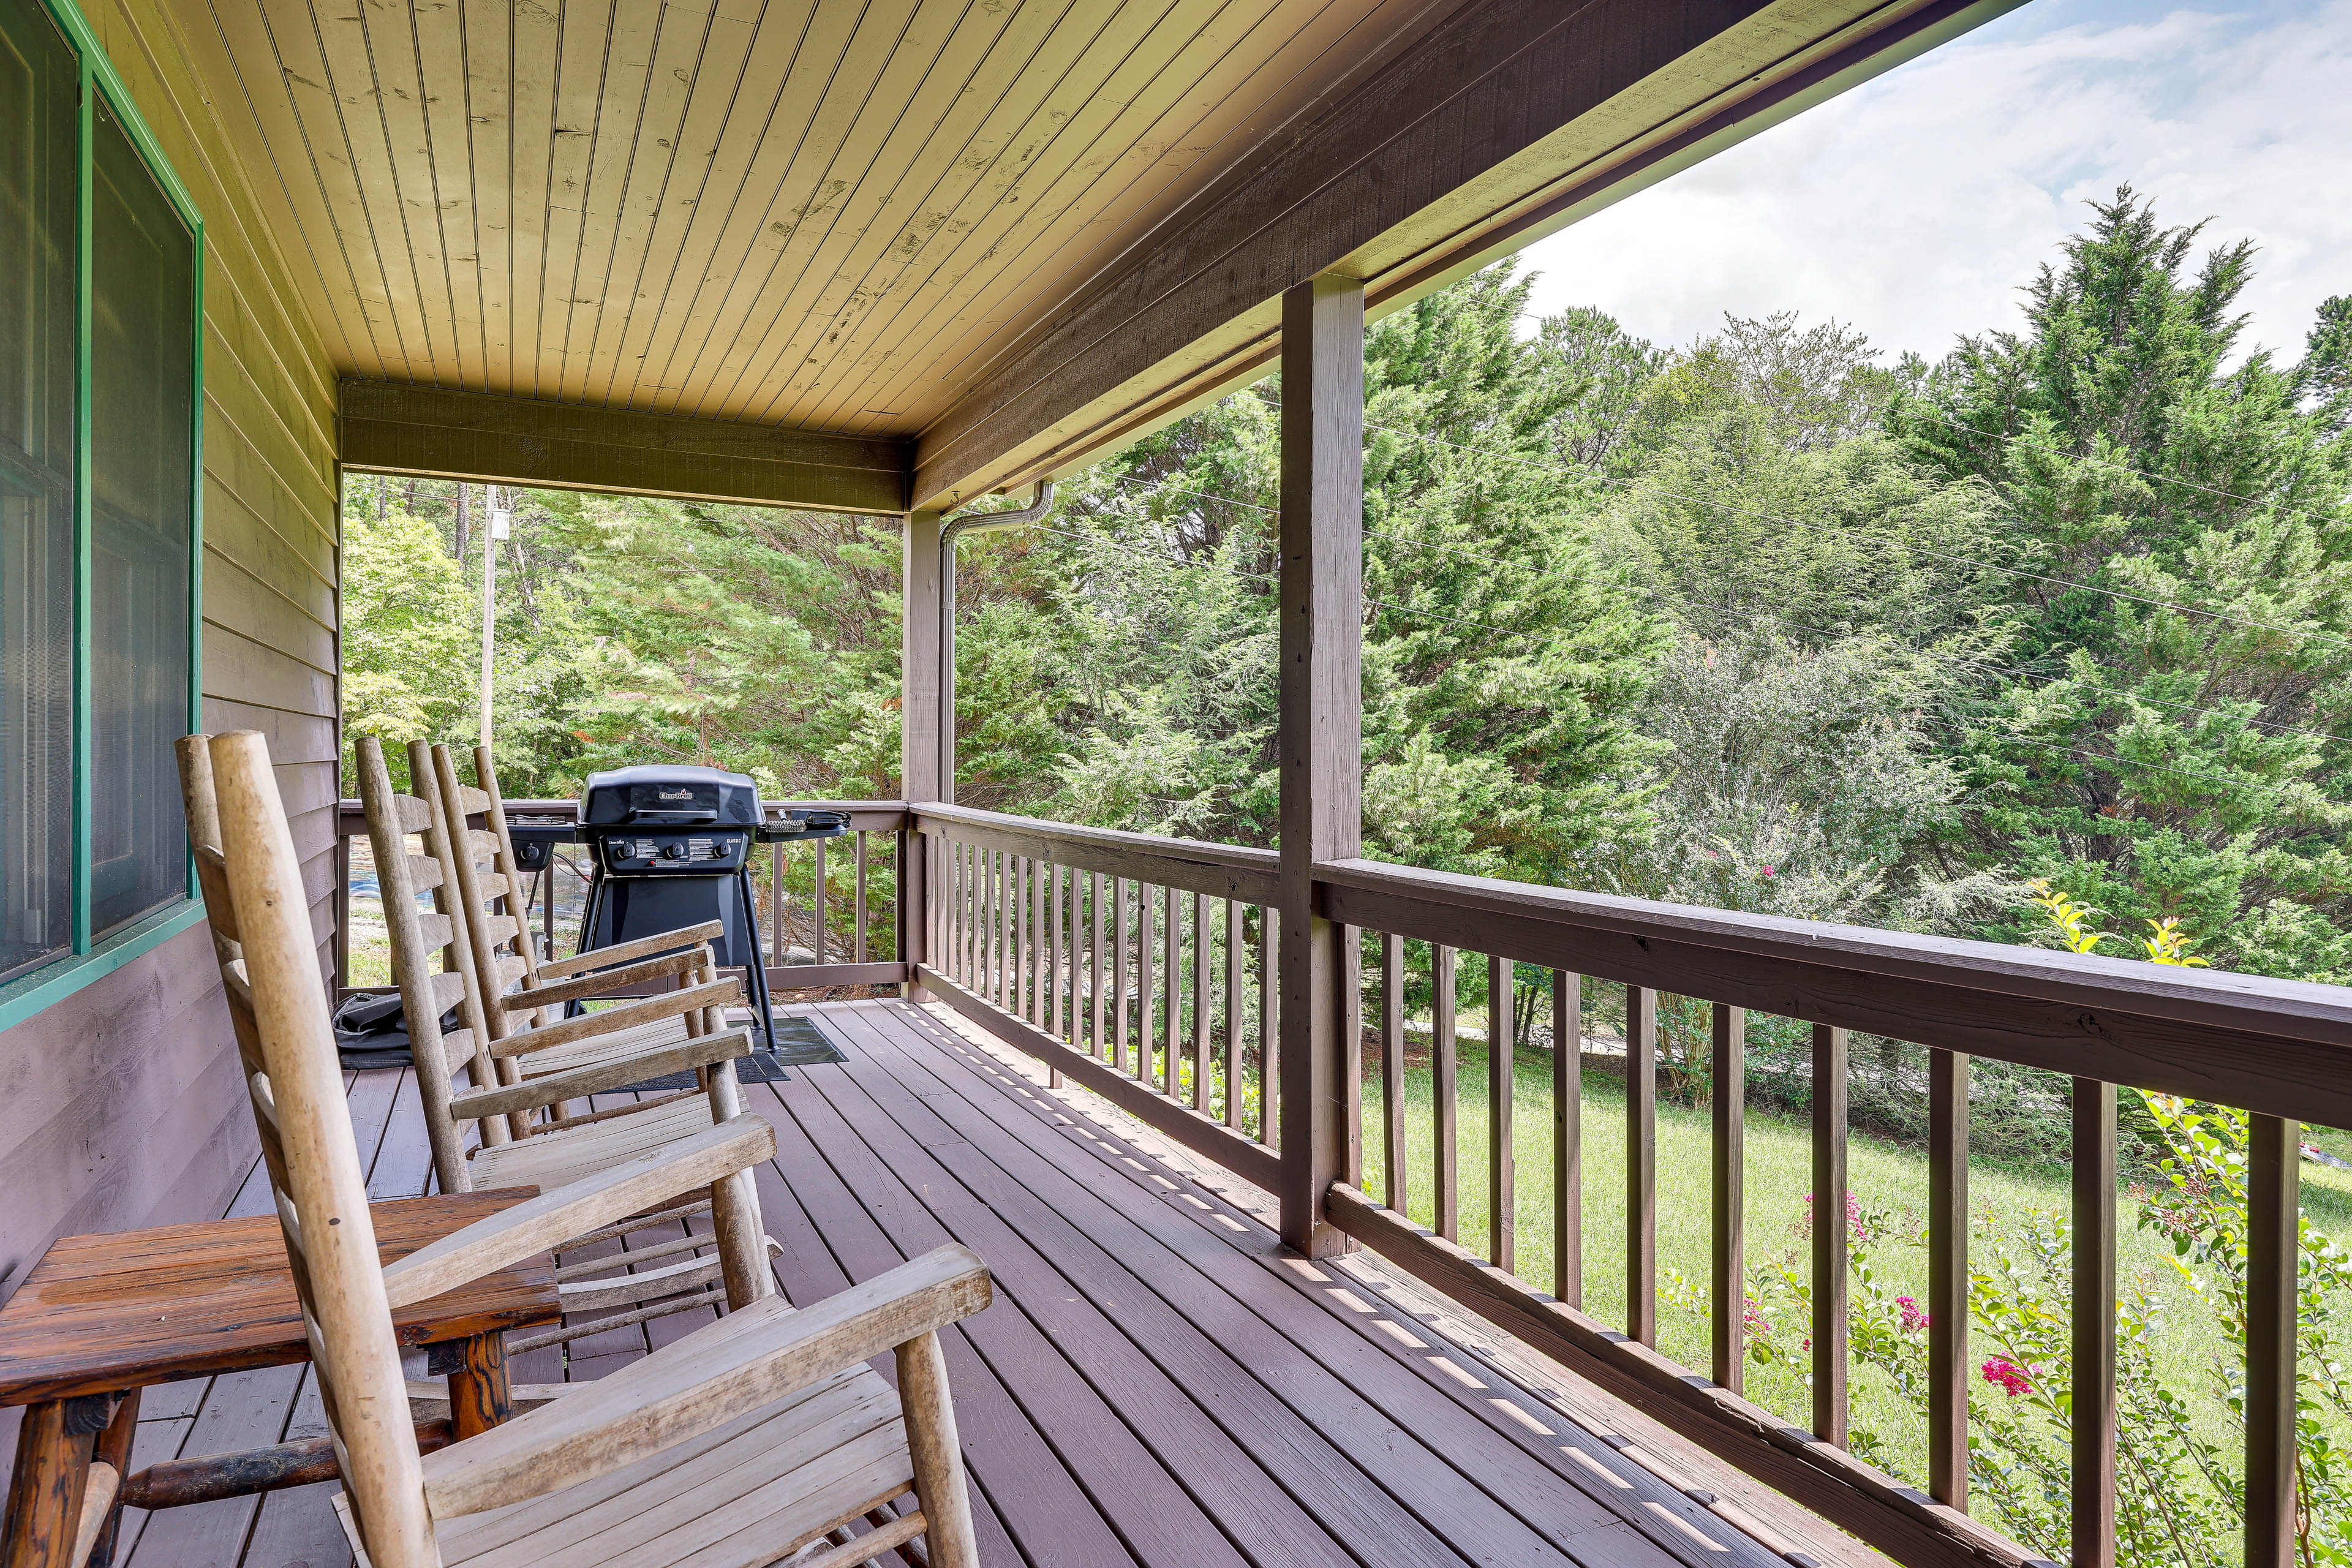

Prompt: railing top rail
[912,802,1278,903]
[1318,855,2352,1125]
[335,798,913,835]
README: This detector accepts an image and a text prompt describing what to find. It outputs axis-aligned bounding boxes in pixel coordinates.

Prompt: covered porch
[94,997,1846,1568]
[2,0,2344,1565]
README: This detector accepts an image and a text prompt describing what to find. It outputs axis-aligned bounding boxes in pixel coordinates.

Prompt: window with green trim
[0,0,202,997]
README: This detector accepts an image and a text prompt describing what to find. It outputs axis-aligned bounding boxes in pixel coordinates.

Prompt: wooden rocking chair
[207,728,990,1568]
[418,740,739,1086]
[348,735,782,1343]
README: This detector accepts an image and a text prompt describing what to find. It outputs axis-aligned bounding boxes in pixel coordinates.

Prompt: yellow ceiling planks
[531,0,619,398]
[565,0,712,407]
[457,0,513,394]
[794,0,1273,434]
[694,0,1046,423]
[836,0,1402,435]
[214,0,407,376]
[347,0,464,385]
[630,0,880,415]
[588,1,764,409]
[292,0,441,379]
[612,0,834,411]
[661,0,943,420]
[832,0,1398,435]
[411,0,487,390]
[736,0,1133,430]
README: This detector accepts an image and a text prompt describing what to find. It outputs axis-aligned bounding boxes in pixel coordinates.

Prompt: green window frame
[0,0,205,1034]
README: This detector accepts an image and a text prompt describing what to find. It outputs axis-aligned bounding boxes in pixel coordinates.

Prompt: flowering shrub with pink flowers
[1665,1103,2352,1567]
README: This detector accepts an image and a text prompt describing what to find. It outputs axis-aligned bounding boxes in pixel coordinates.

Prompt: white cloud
[1517,0,2352,366]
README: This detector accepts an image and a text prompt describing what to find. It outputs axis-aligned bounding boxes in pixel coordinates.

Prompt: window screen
[89,100,194,937]
[0,0,76,981]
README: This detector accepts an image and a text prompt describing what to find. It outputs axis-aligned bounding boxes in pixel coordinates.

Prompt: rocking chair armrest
[420,1245,993,1518]
[380,1114,777,1310]
[503,949,712,1012]
[490,978,742,1059]
[533,923,724,979]
[449,1027,754,1121]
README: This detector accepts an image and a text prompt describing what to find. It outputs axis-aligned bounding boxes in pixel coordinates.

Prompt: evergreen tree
[1893,188,2352,978]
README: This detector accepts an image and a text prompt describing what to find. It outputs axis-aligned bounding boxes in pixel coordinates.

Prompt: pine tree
[1893,188,2352,979]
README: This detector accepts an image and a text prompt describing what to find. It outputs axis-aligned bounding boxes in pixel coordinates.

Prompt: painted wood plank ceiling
[183,0,1446,443]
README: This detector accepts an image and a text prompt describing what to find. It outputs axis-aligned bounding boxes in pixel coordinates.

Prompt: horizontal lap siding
[0,0,336,1298]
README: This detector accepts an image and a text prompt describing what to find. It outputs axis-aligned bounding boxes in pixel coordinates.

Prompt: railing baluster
[1020,858,1036,1020]
[1162,884,1180,1098]
[1191,891,1210,1111]
[1259,906,1278,1146]
[854,831,868,965]
[2073,1076,2116,1567]
[771,841,785,965]
[1224,899,1244,1128]
[1090,872,1106,1059]
[1626,986,1656,1346]
[813,837,827,964]
[1711,1003,1744,1393]
[954,842,967,984]
[2248,1110,2297,1568]
[1030,858,1045,1024]
[1344,927,1363,1189]
[1114,878,1133,1073]
[1488,954,1513,1273]
[1555,971,1581,1309]
[1054,870,1072,1044]
[1928,1048,1968,1506]
[1381,932,1406,1213]
[993,850,1008,1009]
[1137,883,1155,1082]
[1434,944,1458,1243]
[1000,852,1015,1013]
[1813,1023,1849,1446]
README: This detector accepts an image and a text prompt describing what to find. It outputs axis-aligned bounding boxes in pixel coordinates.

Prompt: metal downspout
[938,481,1055,803]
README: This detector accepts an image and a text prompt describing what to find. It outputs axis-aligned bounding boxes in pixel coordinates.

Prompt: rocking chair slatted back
[205,731,440,1568]
[354,736,499,1185]
[192,730,992,1568]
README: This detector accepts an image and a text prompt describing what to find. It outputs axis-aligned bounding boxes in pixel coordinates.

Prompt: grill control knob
[660,842,688,861]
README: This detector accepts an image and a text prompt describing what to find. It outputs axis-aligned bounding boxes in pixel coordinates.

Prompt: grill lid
[580,764,762,828]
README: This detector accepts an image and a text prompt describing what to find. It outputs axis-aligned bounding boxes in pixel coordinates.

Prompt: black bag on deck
[331,990,458,1070]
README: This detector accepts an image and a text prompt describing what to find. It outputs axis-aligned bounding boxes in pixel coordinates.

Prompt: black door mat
[619,1015,847,1091]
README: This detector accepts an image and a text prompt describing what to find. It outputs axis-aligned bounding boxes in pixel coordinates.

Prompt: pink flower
[1847,1191,1870,1245]
[1897,1297,1930,1333]
[1759,865,1776,878]
[1982,1358,2034,1397]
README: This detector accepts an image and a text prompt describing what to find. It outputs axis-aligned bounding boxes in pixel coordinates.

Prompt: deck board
[66,999,1822,1567]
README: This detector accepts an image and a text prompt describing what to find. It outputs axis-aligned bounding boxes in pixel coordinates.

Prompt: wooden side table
[0,1190,559,1568]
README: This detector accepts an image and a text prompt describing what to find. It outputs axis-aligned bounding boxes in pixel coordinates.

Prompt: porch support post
[1276,273,1363,1257]
[902,510,945,980]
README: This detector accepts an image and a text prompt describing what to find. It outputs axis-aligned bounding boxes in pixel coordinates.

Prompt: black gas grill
[511,764,845,1054]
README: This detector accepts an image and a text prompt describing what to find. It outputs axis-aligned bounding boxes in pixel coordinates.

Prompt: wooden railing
[909,803,1285,1193]
[333,797,911,993]
[903,807,2352,1568]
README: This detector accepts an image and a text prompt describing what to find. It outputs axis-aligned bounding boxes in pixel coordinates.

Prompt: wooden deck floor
[57,997,1837,1568]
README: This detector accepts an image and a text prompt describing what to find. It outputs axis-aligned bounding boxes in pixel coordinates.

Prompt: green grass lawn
[1351,1035,2352,1494]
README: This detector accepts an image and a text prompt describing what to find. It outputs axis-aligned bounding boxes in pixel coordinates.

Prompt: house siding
[0,0,338,1302]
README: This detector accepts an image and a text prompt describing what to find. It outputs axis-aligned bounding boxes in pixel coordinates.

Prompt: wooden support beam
[911,0,2026,508]
[1276,274,1363,1257]
[902,511,945,978]
[339,380,910,514]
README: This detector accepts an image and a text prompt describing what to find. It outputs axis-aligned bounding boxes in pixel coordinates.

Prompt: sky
[1516,0,2352,368]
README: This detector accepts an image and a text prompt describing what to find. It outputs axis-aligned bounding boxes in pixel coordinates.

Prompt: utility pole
[480,487,510,754]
